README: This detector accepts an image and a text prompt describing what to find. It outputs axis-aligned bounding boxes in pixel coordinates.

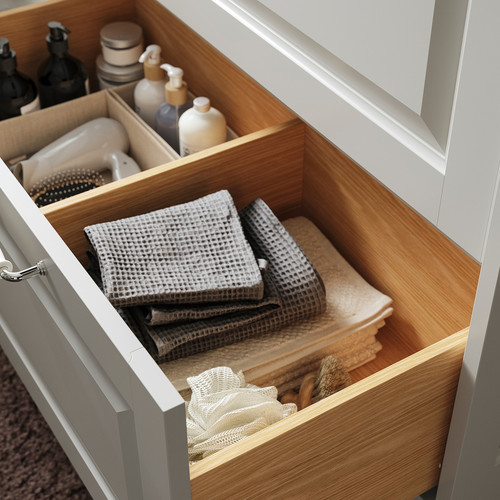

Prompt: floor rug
[0,347,91,499]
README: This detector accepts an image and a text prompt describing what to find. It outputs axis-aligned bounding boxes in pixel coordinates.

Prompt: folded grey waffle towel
[134,198,326,362]
[84,190,264,307]
[142,272,281,326]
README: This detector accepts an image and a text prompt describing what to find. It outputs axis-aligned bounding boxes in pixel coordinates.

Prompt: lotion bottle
[0,38,40,120]
[37,21,89,108]
[154,64,191,154]
[178,96,226,157]
[134,44,166,128]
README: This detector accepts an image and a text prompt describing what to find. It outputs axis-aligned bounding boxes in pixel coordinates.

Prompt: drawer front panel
[190,331,467,499]
[0,253,139,499]
[0,163,190,499]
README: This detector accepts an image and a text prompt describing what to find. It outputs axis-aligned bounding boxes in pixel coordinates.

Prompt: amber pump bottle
[0,38,40,120]
[37,22,89,108]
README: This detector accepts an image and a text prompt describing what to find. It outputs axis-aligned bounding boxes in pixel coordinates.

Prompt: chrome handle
[0,247,46,283]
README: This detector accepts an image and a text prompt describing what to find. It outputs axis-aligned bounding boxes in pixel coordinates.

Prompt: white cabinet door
[437,166,500,498]
[0,162,190,499]
[161,0,500,261]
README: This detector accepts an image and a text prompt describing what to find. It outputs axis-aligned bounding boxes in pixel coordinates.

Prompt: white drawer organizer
[0,0,480,499]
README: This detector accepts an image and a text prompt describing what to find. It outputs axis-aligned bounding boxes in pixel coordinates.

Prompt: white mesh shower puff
[186,366,297,462]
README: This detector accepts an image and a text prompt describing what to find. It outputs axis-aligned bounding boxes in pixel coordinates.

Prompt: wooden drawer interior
[40,116,479,381]
[0,0,481,498]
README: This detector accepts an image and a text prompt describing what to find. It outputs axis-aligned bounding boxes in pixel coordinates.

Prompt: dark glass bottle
[0,38,40,121]
[37,22,89,108]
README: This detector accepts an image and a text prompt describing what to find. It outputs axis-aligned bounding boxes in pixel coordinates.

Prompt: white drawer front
[0,162,190,499]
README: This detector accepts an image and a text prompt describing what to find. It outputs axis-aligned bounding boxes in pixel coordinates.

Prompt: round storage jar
[96,54,144,89]
[99,22,144,66]
[96,21,144,89]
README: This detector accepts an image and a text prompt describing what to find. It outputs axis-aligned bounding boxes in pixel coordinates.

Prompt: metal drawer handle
[0,247,46,283]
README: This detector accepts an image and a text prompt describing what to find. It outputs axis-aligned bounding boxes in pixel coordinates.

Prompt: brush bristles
[278,355,352,408]
[29,169,105,207]
[311,355,351,403]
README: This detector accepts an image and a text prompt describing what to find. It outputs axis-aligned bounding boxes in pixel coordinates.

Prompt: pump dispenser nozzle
[0,38,16,73]
[138,45,163,82]
[139,44,161,65]
[160,63,184,89]
[0,38,11,58]
[160,63,188,107]
[45,21,71,55]
[48,21,70,41]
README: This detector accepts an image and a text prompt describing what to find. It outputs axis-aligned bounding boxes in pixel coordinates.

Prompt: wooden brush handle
[298,372,316,410]
[280,390,299,407]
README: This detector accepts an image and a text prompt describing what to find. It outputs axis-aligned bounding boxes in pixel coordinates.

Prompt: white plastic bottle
[134,45,166,128]
[154,64,192,154]
[178,97,226,157]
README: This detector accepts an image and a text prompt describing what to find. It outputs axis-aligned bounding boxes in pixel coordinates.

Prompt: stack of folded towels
[84,190,327,362]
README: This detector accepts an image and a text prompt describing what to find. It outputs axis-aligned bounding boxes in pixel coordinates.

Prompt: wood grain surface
[302,128,480,382]
[42,120,305,263]
[190,330,468,499]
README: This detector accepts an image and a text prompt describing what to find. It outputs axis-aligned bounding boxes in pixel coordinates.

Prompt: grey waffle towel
[84,190,264,307]
[132,198,326,362]
[142,272,280,326]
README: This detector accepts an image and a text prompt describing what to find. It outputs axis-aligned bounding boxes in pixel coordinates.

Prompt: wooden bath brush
[280,355,352,410]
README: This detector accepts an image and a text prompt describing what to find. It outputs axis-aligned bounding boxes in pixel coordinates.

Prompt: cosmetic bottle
[134,45,166,128]
[0,38,40,120]
[154,64,192,154]
[178,96,226,157]
[37,22,89,108]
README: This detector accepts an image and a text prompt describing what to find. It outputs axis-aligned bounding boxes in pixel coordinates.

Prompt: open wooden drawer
[0,0,480,499]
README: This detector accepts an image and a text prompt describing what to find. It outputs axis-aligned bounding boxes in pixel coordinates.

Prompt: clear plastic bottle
[37,22,89,108]
[134,45,166,128]
[154,64,192,154]
[0,38,40,120]
[178,97,226,157]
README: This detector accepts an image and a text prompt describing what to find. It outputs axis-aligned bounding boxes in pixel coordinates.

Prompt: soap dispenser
[0,38,40,120]
[37,22,89,108]
[154,64,192,154]
[178,96,226,157]
[134,44,166,128]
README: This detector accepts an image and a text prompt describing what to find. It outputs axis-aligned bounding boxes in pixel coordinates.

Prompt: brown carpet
[0,347,91,499]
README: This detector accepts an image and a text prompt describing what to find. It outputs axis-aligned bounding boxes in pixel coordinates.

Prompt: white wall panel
[257,0,435,114]
[161,0,500,260]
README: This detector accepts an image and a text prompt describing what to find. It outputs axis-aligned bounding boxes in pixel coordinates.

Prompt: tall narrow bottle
[0,38,40,120]
[134,44,166,128]
[154,64,192,154]
[37,22,89,108]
